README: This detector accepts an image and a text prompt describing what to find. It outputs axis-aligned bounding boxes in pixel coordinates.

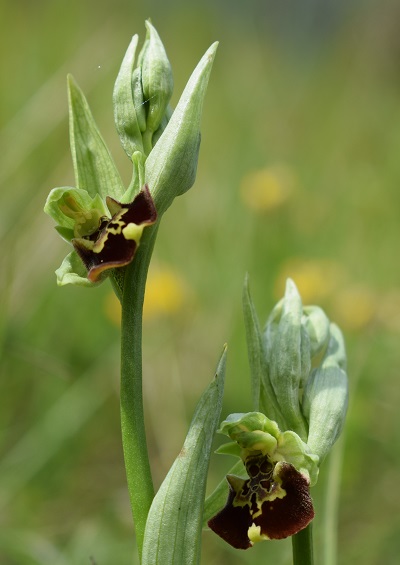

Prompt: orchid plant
[44,22,348,565]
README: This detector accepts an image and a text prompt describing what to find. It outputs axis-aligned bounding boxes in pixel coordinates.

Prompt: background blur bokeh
[1,0,400,563]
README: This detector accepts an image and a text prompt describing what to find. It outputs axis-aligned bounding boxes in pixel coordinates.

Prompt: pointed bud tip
[285,277,300,297]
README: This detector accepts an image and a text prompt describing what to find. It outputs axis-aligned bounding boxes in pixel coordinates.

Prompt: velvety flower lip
[208,456,314,550]
[72,184,157,282]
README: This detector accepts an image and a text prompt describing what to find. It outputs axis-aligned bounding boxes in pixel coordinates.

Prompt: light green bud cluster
[113,20,173,160]
[244,277,348,463]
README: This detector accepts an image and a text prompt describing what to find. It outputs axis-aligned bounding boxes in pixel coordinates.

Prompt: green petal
[44,187,106,233]
[68,75,124,200]
[55,251,101,287]
[276,431,319,486]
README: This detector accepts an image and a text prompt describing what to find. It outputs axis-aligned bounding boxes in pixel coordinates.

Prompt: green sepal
[113,34,145,158]
[242,274,286,427]
[276,430,319,486]
[55,226,74,243]
[303,305,331,367]
[55,251,104,287]
[142,347,227,565]
[68,75,124,200]
[145,42,218,217]
[265,279,308,440]
[202,459,245,528]
[302,324,348,462]
[44,187,107,237]
[132,66,147,133]
[215,442,242,458]
[152,104,173,146]
[217,412,319,486]
[141,20,173,135]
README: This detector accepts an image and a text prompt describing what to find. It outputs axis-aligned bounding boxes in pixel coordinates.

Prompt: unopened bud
[302,323,348,461]
[140,20,173,136]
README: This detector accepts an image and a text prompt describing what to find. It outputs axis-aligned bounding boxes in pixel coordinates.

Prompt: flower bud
[131,66,147,133]
[303,305,330,367]
[264,279,309,439]
[261,279,348,460]
[113,35,145,158]
[302,323,348,461]
[140,20,173,136]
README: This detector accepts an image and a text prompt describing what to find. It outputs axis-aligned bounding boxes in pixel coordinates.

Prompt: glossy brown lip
[72,184,157,282]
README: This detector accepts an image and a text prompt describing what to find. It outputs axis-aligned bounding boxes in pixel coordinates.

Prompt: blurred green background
[1,0,400,563]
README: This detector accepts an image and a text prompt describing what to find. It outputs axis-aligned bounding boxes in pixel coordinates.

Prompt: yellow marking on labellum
[123,223,143,241]
[248,524,269,544]
[252,487,286,519]
[106,211,127,235]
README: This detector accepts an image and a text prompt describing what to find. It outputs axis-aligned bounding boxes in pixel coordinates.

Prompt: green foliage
[142,348,226,565]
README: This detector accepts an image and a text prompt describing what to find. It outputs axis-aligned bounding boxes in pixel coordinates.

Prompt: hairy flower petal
[208,458,314,549]
[73,184,157,282]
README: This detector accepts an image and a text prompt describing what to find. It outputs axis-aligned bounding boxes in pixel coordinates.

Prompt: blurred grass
[1,0,400,563]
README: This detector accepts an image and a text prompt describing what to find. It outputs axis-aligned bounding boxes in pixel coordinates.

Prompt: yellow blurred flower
[332,285,377,332]
[240,164,296,213]
[274,258,345,304]
[143,264,191,321]
[376,289,400,333]
[104,263,191,326]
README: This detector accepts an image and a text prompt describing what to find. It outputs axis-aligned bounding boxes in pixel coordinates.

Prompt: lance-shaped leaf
[145,42,218,217]
[68,75,124,200]
[243,274,286,427]
[142,347,227,565]
[302,323,348,461]
[113,34,145,157]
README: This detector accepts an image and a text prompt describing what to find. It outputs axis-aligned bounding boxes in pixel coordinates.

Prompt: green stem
[323,439,344,565]
[292,524,314,565]
[120,224,159,561]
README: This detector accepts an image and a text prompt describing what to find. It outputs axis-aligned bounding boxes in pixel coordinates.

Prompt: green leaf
[113,34,145,158]
[145,42,218,217]
[142,347,227,565]
[68,75,124,200]
[243,275,286,430]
